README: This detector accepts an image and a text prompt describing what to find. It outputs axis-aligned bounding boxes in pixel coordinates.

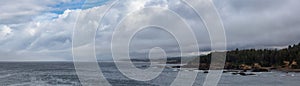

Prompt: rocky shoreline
[167,63,300,76]
[169,66,300,77]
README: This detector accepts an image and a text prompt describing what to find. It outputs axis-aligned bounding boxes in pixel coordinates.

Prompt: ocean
[0,62,299,86]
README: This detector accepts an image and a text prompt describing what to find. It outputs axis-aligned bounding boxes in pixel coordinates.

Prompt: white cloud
[0,3,109,61]
[0,0,76,24]
[0,25,12,39]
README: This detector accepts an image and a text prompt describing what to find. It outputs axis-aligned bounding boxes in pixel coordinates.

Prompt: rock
[252,68,269,72]
[172,66,181,68]
[232,72,256,76]
[223,70,240,73]
[247,73,256,75]
[232,72,239,75]
[239,72,247,76]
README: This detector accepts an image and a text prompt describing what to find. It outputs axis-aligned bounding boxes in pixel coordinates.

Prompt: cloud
[0,3,109,61]
[0,0,108,24]
[0,0,300,61]
[214,0,300,49]
[0,25,12,39]
[0,0,64,24]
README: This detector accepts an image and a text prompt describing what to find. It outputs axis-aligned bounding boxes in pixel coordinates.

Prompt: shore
[166,63,300,73]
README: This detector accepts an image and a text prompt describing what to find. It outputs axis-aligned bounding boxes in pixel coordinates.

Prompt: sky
[0,0,299,61]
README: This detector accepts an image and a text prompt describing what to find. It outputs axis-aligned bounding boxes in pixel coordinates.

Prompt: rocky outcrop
[232,72,256,76]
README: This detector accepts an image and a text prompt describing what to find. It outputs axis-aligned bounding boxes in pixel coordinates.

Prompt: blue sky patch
[50,0,109,14]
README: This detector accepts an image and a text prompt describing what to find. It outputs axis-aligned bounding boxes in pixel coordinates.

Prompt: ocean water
[0,62,299,86]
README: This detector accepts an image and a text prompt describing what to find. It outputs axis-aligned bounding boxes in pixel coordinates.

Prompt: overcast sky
[0,0,299,61]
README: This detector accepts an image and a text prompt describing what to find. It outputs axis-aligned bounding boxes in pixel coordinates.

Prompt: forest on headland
[184,43,300,71]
